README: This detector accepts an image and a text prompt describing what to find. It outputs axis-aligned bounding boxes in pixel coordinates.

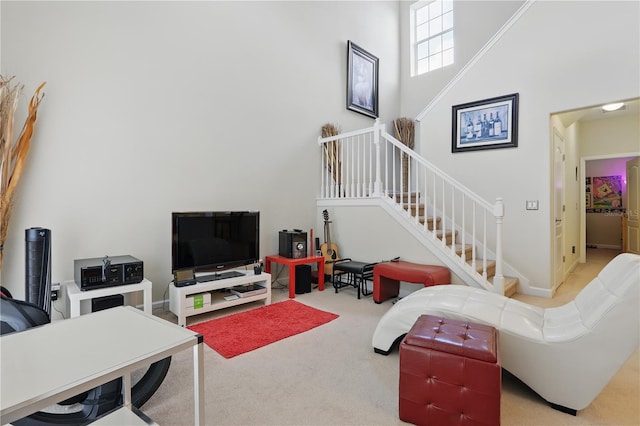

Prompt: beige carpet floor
[143,248,639,425]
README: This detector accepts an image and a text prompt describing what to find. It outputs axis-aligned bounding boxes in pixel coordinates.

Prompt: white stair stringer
[377,197,528,294]
[377,198,488,290]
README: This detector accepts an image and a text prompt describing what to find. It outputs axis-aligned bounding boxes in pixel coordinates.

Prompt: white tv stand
[169,271,271,326]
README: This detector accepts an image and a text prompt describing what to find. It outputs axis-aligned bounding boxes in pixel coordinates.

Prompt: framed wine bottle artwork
[451,93,519,153]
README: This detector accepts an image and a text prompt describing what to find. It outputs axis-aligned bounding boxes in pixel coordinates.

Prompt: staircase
[317,120,521,296]
[392,192,518,297]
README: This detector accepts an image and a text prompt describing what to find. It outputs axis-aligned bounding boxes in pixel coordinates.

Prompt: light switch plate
[526,200,539,210]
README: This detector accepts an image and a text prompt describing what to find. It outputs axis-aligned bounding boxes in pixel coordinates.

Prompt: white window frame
[410,0,454,76]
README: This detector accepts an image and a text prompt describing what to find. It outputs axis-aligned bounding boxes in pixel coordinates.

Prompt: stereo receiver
[74,255,144,291]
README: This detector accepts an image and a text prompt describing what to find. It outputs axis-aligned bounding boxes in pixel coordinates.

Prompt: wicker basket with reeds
[393,117,415,193]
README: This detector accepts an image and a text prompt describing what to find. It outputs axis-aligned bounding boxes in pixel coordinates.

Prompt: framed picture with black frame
[452,93,519,153]
[346,40,379,119]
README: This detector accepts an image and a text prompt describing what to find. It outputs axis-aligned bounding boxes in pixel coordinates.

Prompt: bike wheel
[12,357,171,425]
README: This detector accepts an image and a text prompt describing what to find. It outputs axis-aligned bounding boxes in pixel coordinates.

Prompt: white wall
[580,114,640,158]
[3,1,639,306]
[586,214,622,248]
[400,0,639,291]
[0,1,401,306]
[399,0,525,119]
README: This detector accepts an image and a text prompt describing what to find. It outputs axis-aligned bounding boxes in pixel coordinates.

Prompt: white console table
[170,271,271,326]
[0,306,204,425]
[65,278,153,318]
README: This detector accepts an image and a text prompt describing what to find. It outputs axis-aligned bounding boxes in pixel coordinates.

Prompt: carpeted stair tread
[467,259,497,277]
[455,244,473,257]
[403,203,425,216]
[418,216,440,230]
[435,229,457,245]
[387,194,519,297]
[489,275,519,297]
[390,191,420,203]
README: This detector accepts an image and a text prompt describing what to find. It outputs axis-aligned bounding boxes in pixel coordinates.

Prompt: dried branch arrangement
[321,123,341,186]
[393,117,415,149]
[0,76,46,271]
[393,117,415,193]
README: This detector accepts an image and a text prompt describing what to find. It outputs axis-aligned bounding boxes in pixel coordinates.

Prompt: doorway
[552,97,640,268]
[581,154,639,261]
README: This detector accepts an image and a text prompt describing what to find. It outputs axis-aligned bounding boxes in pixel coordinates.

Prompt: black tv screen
[171,211,260,273]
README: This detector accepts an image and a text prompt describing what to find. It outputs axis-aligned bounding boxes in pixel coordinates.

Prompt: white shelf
[65,278,153,318]
[169,271,271,326]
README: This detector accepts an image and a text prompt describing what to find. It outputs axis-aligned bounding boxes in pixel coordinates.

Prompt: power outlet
[526,200,539,210]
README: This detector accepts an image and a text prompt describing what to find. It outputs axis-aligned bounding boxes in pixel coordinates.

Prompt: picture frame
[451,93,519,153]
[347,40,378,119]
[591,175,623,209]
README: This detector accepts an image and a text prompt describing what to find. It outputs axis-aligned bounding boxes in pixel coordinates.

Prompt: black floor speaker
[25,227,52,316]
[295,264,312,294]
[92,294,124,312]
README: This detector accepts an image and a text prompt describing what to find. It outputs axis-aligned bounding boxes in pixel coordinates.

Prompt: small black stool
[330,258,377,299]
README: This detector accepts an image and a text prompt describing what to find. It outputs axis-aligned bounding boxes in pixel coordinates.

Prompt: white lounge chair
[372,253,640,414]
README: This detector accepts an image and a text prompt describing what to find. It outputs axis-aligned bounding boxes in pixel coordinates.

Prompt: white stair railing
[318,119,505,294]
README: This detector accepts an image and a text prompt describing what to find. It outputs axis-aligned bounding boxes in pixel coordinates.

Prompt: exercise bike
[1,286,171,425]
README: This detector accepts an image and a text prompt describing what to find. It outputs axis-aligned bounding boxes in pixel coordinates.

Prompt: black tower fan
[25,227,52,316]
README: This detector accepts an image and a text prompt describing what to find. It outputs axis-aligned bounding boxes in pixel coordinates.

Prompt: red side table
[264,255,325,298]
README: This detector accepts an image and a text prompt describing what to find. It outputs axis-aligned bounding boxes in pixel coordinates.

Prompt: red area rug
[188,300,339,358]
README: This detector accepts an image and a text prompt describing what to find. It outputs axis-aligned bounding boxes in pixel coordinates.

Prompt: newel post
[493,198,505,294]
[372,118,382,196]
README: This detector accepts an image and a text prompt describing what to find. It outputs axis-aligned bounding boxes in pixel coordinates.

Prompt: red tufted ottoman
[373,261,450,303]
[399,315,501,426]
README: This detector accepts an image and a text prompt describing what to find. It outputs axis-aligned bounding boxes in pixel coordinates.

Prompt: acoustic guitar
[321,209,339,275]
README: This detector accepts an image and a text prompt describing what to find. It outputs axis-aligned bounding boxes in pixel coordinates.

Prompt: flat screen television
[171,211,260,273]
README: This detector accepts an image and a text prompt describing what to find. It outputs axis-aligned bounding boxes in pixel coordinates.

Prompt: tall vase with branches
[393,117,415,193]
[321,123,341,188]
[0,76,46,272]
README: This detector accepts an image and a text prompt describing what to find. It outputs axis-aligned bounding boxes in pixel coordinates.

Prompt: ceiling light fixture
[602,102,625,112]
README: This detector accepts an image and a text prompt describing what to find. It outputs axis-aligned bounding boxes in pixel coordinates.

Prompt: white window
[411,0,454,76]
